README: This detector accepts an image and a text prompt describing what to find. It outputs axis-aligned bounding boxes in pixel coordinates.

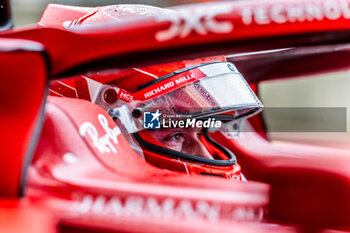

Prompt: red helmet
[46,4,263,180]
[50,55,263,180]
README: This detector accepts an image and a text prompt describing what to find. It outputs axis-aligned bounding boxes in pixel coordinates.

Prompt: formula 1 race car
[1,0,350,232]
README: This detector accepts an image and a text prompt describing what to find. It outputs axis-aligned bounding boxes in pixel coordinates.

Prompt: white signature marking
[79,114,121,154]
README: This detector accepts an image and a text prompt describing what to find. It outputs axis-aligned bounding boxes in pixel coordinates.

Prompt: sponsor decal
[155,6,234,41]
[155,1,350,41]
[241,1,350,25]
[119,90,134,102]
[63,20,79,30]
[143,73,194,99]
[227,173,241,181]
[62,11,98,30]
[75,195,220,220]
[80,114,121,154]
[144,82,175,99]
[74,194,264,221]
[143,110,161,129]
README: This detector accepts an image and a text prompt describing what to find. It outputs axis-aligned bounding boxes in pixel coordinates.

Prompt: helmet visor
[111,63,263,133]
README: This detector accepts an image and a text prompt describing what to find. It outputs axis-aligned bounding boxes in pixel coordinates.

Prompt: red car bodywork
[1,0,350,232]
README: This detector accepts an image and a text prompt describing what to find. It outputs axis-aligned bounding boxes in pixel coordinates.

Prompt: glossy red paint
[0,0,350,232]
[1,0,350,76]
[0,38,47,197]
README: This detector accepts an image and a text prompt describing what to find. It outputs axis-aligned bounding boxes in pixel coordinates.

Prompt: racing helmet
[66,56,262,181]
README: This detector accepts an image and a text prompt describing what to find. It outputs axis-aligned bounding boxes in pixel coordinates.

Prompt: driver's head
[85,55,263,180]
